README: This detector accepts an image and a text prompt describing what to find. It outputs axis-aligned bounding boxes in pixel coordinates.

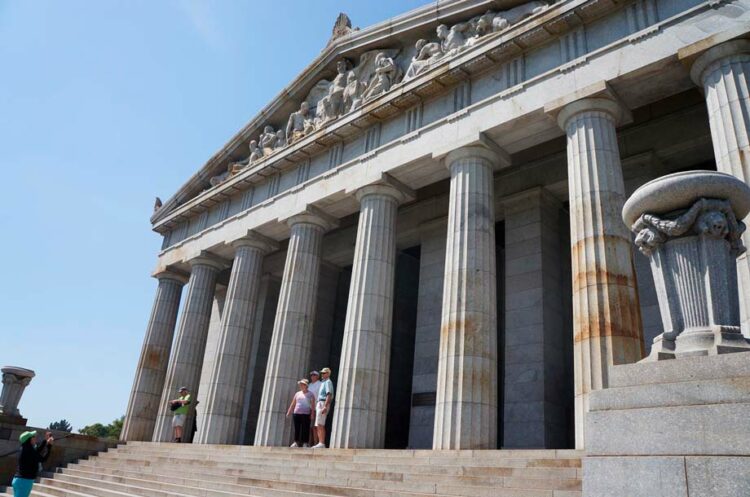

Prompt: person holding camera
[169,386,191,443]
[12,430,53,497]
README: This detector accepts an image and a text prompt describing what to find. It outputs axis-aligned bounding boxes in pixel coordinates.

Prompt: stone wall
[0,417,116,486]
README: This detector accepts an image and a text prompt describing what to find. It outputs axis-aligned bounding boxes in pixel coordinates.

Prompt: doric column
[690,40,750,336]
[195,233,277,445]
[254,209,337,446]
[557,98,644,449]
[121,270,187,441]
[331,181,413,449]
[433,146,499,450]
[152,255,224,442]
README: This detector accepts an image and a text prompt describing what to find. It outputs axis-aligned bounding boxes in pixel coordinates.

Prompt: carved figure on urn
[622,171,750,360]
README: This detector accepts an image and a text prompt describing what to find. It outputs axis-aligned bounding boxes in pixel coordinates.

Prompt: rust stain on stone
[145,346,163,370]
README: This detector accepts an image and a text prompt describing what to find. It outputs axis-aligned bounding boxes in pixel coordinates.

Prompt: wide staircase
[3,442,582,497]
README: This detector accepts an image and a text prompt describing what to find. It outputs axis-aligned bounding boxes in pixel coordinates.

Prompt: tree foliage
[78,416,124,439]
[48,419,73,432]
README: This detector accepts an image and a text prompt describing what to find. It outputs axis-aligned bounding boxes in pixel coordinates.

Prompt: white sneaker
[312,443,326,448]
[290,442,299,448]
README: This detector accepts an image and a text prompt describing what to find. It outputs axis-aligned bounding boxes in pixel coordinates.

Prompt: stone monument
[0,366,35,420]
[583,171,750,497]
[622,170,750,359]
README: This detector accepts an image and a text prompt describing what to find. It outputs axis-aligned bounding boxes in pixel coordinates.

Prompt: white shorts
[315,401,328,427]
[172,414,186,427]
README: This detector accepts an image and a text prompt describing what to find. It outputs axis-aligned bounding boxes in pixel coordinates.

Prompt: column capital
[444,145,501,170]
[354,174,415,205]
[153,268,189,285]
[556,97,624,130]
[187,252,228,271]
[689,39,750,86]
[231,231,279,254]
[284,205,339,232]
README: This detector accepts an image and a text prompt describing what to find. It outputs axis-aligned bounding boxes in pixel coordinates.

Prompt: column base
[644,326,750,361]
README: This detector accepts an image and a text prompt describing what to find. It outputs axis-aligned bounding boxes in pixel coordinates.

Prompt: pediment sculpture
[208,1,547,189]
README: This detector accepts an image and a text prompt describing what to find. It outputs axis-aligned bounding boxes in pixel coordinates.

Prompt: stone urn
[0,366,35,418]
[622,170,750,360]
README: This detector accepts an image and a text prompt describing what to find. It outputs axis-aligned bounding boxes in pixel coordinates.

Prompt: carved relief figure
[491,1,548,32]
[248,140,263,162]
[343,71,365,112]
[363,52,401,102]
[285,101,314,145]
[404,39,443,81]
[260,125,277,155]
[317,59,352,125]
[274,130,286,150]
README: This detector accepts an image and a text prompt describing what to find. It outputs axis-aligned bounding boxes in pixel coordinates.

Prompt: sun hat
[298,379,309,385]
[320,367,331,374]
[19,431,37,444]
[310,371,320,376]
[178,386,188,392]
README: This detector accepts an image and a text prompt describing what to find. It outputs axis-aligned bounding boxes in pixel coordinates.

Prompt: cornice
[151,0,625,234]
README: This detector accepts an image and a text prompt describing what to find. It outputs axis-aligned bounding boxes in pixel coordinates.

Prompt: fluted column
[121,271,187,441]
[558,98,644,449]
[690,40,750,336]
[153,255,224,442]
[433,146,499,450]
[195,233,277,445]
[254,210,336,446]
[331,183,411,448]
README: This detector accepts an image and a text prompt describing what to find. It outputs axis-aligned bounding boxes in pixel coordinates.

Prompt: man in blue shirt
[312,367,334,448]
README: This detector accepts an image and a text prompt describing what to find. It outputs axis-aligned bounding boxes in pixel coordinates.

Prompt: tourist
[170,386,191,443]
[13,430,53,497]
[307,370,321,445]
[286,379,315,448]
[312,367,334,448]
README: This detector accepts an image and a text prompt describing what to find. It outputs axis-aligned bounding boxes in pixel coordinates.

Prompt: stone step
[74,455,581,484]
[46,470,524,497]
[589,376,750,411]
[63,458,581,493]
[100,448,581,470]
[608,351,750,388]
[119,442,581,460]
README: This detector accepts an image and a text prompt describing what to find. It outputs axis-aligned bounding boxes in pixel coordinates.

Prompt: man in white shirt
[312,367,334,448]
[307,371,321,445]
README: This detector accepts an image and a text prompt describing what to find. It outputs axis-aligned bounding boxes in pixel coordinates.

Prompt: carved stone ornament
[0,366,35,418]
[622,171,750,360]
[207,1,549,189]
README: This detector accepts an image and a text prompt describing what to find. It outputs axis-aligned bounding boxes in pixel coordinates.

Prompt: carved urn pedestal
[0,366,35,421]
[622,170,750,360]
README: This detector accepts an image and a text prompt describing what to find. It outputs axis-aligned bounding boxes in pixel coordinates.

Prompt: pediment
[151,0,554,226]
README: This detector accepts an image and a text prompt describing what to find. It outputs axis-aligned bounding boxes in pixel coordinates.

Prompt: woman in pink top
[286,379,315,447]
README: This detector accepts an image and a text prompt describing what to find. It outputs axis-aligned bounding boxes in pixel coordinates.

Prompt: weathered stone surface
[255,210,337,446]
[433,146,499,450]
[122,272,186,441]
[331,182,412,449]
[196,233,277,445]
[624,171,750,359]
[153,255,224,442]
[583,456,688,497]
[558,97,644,449]
[0,366,35,418]
[685,456,750,497]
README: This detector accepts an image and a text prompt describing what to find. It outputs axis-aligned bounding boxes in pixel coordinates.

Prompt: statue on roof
[286,101,315,145]
[363,52,402,102]
[327,13,357,45]
[260,125,277,155]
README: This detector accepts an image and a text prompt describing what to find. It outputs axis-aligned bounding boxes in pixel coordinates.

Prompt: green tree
[78,416,125,439]
[48,419,72,432]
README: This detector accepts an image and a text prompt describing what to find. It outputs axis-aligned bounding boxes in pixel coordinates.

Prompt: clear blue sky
[0,0,430,432]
